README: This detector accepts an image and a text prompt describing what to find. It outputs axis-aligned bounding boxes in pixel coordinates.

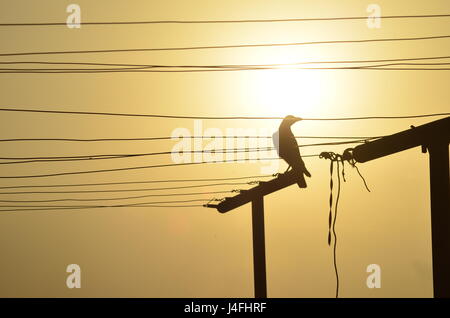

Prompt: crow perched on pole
[272,115,312,188]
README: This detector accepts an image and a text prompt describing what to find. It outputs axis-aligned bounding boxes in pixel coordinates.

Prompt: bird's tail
[297,171,307,188]
[296,166,311,188]
[304,167,312,178]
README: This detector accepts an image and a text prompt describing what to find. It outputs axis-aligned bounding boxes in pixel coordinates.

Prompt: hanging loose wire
[320,149,371,298]
[320,152,340,297]
[342,148,371,192]
[332,160,341,298]
[327,159,334,245]
[354,165,371,192]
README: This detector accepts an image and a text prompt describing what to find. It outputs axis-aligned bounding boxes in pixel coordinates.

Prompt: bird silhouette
[273,115,311,188]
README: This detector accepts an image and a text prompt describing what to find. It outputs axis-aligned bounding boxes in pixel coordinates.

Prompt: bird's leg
[284,165,291,174]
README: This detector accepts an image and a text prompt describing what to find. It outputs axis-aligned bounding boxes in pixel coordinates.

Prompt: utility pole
[252,196,267,298]
[206,116,449,298]
[205,169,304,298]
[351,116,450,298]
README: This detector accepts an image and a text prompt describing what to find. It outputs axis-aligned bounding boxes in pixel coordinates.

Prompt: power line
[1,35,448,57]
[350,67,450,70]
[0,139,372,164]
[0,190,233,202]
[0,140,364,159]
[0,107,282,119]
[2,68,450,73]
[0,135,383,143]
[0,108,448,121]
[1,14,449,26]
[0,67,268,73]
[0,174,273,190]
[367,62,450,67]
[0,63,450,74]
[0,191,235,202]
[0,182,251,195]
[0,198,214,206]
[0,155,318,179]
[2,62,450,71]
[304,114,450,121]
[2,62,450,74]
[1,55,449,69]
[0,204,204,212]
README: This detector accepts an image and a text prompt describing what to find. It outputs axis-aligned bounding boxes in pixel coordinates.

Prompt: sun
[250,67,329,118]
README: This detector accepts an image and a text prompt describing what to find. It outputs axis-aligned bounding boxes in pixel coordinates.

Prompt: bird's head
[281,115,302,127]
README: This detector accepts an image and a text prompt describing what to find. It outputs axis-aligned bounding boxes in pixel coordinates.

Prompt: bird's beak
[293,117,302,123]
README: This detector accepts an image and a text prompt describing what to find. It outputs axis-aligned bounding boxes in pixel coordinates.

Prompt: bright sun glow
[251,68,330,118]
[240,48,335,118]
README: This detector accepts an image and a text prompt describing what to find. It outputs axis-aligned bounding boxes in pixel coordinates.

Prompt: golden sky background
[0,0,449,297]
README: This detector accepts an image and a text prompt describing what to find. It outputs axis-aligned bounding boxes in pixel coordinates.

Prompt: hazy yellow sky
[0,0,448,297]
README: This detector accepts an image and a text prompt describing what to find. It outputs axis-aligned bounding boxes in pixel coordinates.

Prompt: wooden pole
[216,169,301,213]
[428,142,450,298]
[352,117,449,163]
[252,197,267,298]
[351,117,450,297]
[205,172,301,298]
[204,117,450,298]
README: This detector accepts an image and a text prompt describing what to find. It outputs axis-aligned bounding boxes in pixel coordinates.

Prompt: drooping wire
[353,166,371,192]
[319,152,343,298]
[333,160,341,298]
[320,149,373,298]
[343,148,371,192]
[327,158,334,245]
